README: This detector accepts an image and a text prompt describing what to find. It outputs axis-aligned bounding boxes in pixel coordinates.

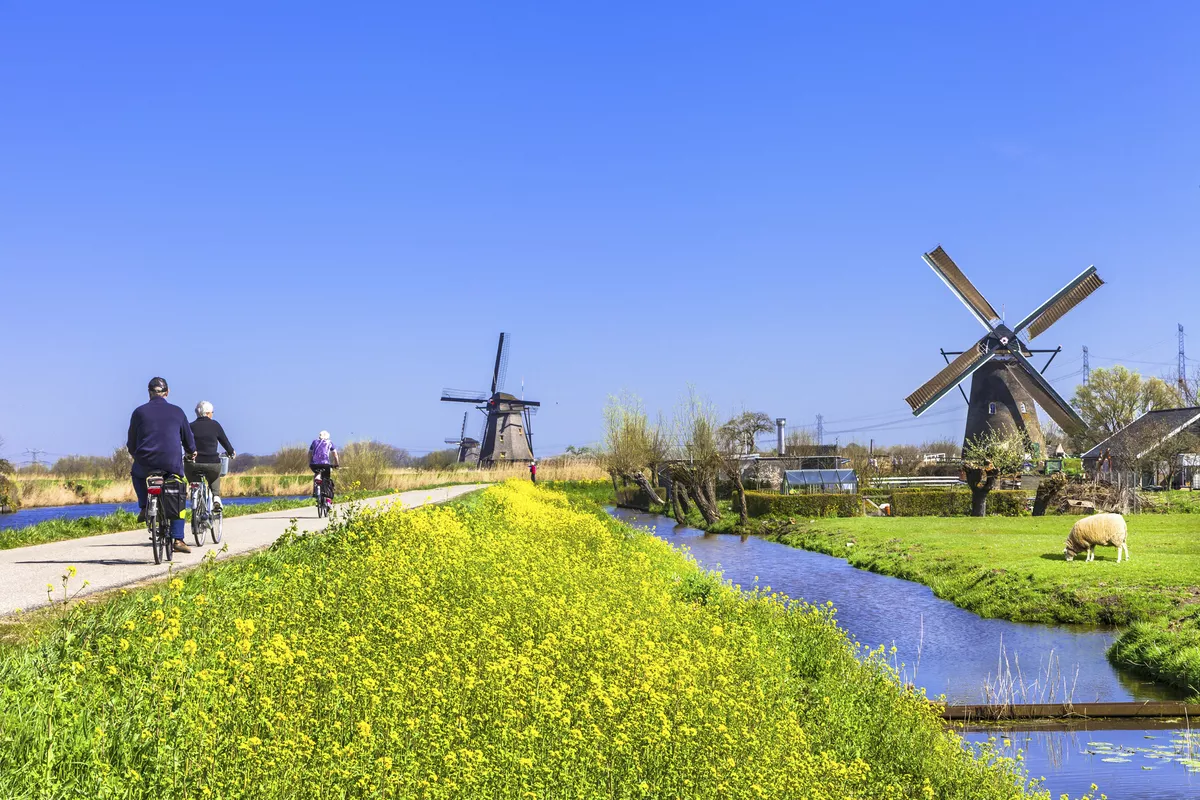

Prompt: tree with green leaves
[1072,365,1181,450]
[961,429,1030,516]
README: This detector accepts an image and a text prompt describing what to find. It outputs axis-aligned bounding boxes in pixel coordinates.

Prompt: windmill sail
[906,336,994,415]
[441,388,490,403]
[491,333,510,394]
[1013,266,1104,340]
[1007,352,1087,432]
[923,247,1002,330]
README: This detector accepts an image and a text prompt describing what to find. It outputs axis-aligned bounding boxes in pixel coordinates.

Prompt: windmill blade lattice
[905,336,994,414]
[1006,352,1086,432]
[1013,267,1104,340]
[923,246,1002,330]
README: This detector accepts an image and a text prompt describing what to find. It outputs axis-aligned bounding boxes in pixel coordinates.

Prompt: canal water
[0,496,308,530]
[609,509,1200,799]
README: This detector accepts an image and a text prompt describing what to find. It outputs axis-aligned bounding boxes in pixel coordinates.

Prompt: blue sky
[2,2,1198,463]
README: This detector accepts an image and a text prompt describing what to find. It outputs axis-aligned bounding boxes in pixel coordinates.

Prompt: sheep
[1063,512,1129,563]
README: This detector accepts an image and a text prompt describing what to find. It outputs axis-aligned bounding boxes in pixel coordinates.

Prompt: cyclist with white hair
[187,400,236,510]
[309,430,340,500]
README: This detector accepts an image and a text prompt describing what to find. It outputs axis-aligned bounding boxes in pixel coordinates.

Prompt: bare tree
[602,392,665,505]
[718,411,774,526]
[667,387,723,525]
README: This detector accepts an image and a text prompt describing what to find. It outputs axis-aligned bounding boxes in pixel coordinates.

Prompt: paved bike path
[0,485,487,616]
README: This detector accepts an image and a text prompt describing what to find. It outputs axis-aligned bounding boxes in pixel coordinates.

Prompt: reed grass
[10,461,607,508]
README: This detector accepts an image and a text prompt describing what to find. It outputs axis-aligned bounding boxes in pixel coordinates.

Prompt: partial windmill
[440,332,540,466]
[444,411,481,464]
[905,246,1104,453]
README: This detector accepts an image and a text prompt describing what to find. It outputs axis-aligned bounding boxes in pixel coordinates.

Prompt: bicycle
[145,473,176,565]
[313,466,337,518]
[188,473,224,547]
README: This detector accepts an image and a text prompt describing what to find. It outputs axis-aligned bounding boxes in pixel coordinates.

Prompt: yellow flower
[356,721,372,739]
[119,638,130,651]
[170,578,184,592]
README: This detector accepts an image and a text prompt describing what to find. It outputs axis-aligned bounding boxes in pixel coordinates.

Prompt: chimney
[776,418,787,456]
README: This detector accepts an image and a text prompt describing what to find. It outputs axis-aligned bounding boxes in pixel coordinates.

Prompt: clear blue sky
[3,2,1198,464]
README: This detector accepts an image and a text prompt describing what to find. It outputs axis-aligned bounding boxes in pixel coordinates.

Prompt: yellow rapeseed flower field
[0,482,1045,799]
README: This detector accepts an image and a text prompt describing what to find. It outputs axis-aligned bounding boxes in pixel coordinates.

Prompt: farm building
[1082,406,1200,489]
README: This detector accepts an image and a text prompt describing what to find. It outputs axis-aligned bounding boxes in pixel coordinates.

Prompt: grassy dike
[0,482,1044,799]
[0,491,395,550]
[766,515,1200,693]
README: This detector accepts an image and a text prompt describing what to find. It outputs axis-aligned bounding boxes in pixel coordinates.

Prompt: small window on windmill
[988,402,997,415]
[1019,402,1027,414]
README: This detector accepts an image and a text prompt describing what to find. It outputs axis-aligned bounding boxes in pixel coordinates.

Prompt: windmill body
[905,246,1104,451]
[445,411,481,464]
[441,333,540,467]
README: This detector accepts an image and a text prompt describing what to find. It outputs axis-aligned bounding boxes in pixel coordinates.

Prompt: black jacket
[191,417,235,464]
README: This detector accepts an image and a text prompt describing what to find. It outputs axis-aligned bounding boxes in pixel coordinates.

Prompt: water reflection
[608,509,1182,704]
[607,509,1197,797]
[1,496,307,530]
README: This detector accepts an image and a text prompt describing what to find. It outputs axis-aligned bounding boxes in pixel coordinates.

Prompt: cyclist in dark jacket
[187,400,236,511]
[127,377,196,552]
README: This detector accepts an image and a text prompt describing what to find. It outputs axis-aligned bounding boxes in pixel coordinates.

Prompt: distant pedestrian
[529,461,537,483]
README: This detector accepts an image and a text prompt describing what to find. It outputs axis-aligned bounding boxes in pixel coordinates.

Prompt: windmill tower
[444,411,481,464]
[905,246,1104,453]
[440,332,540,466]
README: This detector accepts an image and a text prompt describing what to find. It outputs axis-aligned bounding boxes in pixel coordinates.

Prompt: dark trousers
[311,465,334,498]
[185,461,223,495]
[131,462,186,540]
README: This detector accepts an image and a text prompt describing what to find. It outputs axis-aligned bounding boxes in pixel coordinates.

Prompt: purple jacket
[309,438,335,465]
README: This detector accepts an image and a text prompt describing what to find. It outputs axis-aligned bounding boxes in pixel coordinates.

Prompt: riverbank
[767,515,1200,693]
[0,482,1042,798]
[9,462,606,508]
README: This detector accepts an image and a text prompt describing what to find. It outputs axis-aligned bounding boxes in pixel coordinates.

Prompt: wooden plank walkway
[943,701,1200,721]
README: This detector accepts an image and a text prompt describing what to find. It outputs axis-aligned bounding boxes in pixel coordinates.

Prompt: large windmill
[441,332,539,466]
[905,246,1104,453]
[444,412,481,464]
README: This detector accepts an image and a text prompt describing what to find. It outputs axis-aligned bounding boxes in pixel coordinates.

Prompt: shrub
[890,489,1026,516]
[745,491,863,518]
[339,441,395,491]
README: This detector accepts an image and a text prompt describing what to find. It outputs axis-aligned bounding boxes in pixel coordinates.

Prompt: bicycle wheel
[211,507,223,544]
[149,501,164,566]
[163,507,175,562]
[191,488,206,547]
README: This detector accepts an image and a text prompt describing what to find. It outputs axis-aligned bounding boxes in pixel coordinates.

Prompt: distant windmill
[905,246,1104,451]
[444,411,481,464]
[441,332,540,465]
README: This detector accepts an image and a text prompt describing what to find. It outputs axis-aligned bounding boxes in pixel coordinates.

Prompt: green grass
[0,491,395,551]
[0,483,1040,799]
[770,514,1200,692]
